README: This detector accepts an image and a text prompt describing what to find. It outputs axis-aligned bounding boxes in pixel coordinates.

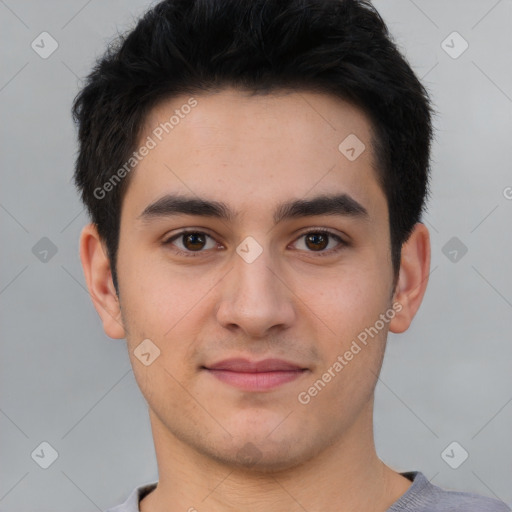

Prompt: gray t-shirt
[105,471,511,512]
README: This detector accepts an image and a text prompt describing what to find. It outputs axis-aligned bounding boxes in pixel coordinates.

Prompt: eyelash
[163,228,348,258]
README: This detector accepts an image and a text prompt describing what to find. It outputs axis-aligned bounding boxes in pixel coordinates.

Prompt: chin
[205,431,315,474]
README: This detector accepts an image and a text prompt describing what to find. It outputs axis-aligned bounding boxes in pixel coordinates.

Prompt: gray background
[1,0,511,510]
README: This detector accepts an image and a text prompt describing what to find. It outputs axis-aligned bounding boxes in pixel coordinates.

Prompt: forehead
[122,88,386,224]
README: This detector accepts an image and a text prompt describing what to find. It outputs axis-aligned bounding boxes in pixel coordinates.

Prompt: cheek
[118,257,214,373]
[298,264,390,341]
[297,272,390,410]
[121,282,202,413]
[119,251,208,328]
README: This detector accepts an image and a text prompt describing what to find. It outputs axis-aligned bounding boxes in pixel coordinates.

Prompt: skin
[80,88,430,512]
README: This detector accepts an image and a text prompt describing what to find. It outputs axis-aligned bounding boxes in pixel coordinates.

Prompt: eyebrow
[137,192,369,225]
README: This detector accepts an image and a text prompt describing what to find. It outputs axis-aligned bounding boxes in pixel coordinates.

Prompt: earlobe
[389,223,431,334]
[79,223,126,339]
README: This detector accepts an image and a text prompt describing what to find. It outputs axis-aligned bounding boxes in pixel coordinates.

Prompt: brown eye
[164,230,217,256]
[293,229,346,255]
[181,232,207,251]
[304,232,329,251]
[163,228,347,258]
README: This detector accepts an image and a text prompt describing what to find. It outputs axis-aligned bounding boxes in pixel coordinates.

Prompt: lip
[205,358,305,372]
[203,358,308,392]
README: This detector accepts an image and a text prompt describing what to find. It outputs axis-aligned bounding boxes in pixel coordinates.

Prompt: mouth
[202,358,309,392]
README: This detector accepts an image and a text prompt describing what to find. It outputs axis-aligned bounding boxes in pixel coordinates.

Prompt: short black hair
[72,0,434,294]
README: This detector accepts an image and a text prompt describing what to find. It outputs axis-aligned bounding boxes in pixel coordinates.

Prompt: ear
[389,222,431,333]
[79,223,126,339]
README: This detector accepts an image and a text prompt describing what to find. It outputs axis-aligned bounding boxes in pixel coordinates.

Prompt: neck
[140,402,412,512]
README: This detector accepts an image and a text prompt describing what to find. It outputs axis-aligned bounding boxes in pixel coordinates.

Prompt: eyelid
[163,227,348,257]
[163,229,221,256]
[290,227,348,256]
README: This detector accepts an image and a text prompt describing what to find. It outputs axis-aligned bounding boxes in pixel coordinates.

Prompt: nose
[215,244,296,339]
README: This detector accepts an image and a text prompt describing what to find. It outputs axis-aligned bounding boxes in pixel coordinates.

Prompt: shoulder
[104,482,158,512]
[441,489,512,512]
[389,472,511,512]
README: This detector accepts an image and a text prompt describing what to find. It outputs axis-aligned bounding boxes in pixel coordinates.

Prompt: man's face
[116,88,396,470]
